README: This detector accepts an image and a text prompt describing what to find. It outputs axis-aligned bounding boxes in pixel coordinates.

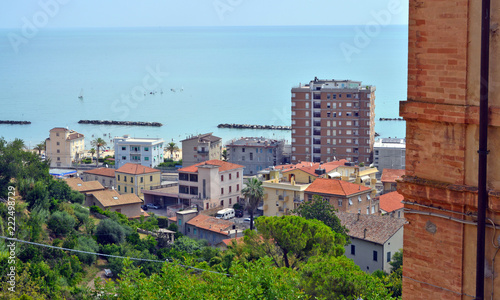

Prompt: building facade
[114,135,164,169]
[226,137,285,175]
[304,178,377,215]
[262,169,310,217]
[291,78,375,164]
[82,167,116,189]
[46,127,85,168]
[85,189,144,219]
[115,163,161,200]
[398,0,500,298]
[373,138,406,177]
[337,212,405,274]
[177,160,244,210]
[181,133,222,167]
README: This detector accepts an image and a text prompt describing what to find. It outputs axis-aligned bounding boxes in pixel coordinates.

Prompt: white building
[336,212,406,274]
[373,138,406,177]
[114,135,164,169]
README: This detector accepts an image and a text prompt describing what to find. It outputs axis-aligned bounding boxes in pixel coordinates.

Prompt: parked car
[146,203,161,209]
[104,269,113,278]
[141,204,148,211]
[235,209,244,218]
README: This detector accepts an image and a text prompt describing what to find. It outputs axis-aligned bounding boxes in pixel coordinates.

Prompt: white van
[216,208,235,220]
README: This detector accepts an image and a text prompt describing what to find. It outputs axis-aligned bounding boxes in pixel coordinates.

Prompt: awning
[360,175,371,182]
[328,171,341,178]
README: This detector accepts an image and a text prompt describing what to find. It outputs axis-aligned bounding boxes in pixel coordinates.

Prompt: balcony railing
[197,149,209,154]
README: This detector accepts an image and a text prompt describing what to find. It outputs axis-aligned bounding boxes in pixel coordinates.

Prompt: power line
[0,235,230,276]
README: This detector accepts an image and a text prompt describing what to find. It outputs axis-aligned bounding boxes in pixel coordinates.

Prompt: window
[122,146,126,151]
[194,228,197,235]
[221,175,224,181]
[118,185,120,191]
[122,156,126,160]
[145,147,149,151]
[327,112,330,117]
[373,251,378,262]
[237,172,239,178]
[372,205,375,214]
[347,94,352,98]
[131,187,134,193]
[348,198,353,206]
[387,252,391,262]
[367,194,371,201]
[221,188,224,195]
[229,186,232,193]
[229,173,232,180]
[229,198,232,205]
[305,111,309,117]
[57,149,60,153]
[236,184,239,191]
[131,177,133,184]
[358,196,362,202]
[124,176,127,182]
[124,186,127,193]
[305,102,309,108]
[150,176,153,182]
[178,219,182,227]
[145,157,149,161]
[242,148,245,152]
[351,245,356,255]
[250,153,253,160]
[56,132,59,136]
[141,177,143,183]
[305,121,309,126]
[118,175,121,181]
[57,142,60,145]
[327,103,331,108]
[338,199,343,207]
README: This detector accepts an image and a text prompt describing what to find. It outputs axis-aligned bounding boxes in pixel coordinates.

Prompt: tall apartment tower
[291,78,375,164]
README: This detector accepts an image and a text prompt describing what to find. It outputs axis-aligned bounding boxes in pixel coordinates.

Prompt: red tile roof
[187,214,234,235]
[305,178,371,196]
[381,169,405,183]
[116,163,160,175]
[221,236,245,246]
[178,160,244,173]
[276,160,348,177]
[379,191,404,213]
[68,132,84,140]
[83,167,116,177]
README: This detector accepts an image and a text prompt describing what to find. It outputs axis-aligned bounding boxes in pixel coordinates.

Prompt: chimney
[363,228,367,239]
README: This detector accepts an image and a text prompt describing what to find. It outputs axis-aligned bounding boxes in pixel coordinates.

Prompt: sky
[1,0,409,28]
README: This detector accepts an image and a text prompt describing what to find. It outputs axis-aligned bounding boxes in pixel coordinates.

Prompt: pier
[0,120,31,125]
[78,120,162,127]
[217,123,291,130]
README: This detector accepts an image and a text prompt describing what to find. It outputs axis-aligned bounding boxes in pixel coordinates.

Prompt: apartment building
[181,133,222,167]
[177,160,244,210]
[262,169,310,217]
[226,137,285,175]
[291,78,375,164]
[46,127,84,168]
[373,138,406,177]
[115,163,161,199]
[114,135,164,169]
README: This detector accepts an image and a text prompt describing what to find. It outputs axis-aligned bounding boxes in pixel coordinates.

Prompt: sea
[0,25,408,150]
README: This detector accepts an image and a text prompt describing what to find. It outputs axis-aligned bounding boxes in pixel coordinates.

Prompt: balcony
[313,139,321,145]
[313,148,321,154]
[313,121,321,127]
[313,131,321,136]
[313,113,321,118]
[313,103,321,109]
[197,149,209,154]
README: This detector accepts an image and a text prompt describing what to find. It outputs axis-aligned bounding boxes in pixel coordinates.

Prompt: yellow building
[46,127,84,168]
[262,169,310,217]
[115,163,161,200]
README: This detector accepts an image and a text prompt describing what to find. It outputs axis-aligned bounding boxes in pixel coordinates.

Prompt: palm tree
[33,141,46,156]
[241,177,264,230]
[165,142,179,160]
[91,138,107,166]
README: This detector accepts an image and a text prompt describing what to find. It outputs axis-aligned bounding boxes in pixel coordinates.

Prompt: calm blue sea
[0,25,407,149]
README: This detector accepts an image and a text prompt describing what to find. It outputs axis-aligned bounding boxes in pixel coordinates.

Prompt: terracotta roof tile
[83,167,116,177]
[221,236,245,246]
[116,163,160,175]
[178,160,244,173]
[336,212,406,245]
[68,132,84,140]
[89,189,143,207]
[187,214,234,235]
[381,169,405,183]
[305,178,371,196]
[276,160,348,177]
[379,191,404,213]
[64,178,105,193]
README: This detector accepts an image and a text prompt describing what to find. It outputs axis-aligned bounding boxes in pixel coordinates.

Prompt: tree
[47,211,76,237]
[75,236,98,265]
[33,141,46,156]
[299,255,392,299]
[165,142,179,159]
[241,177,263,230]
[245,215,346,268]
[294,194,350,244]
[389,249,403,272]
[89,148,96,157]
[95,218,126,244]
[90,138,107,167]
[222,149,228,161]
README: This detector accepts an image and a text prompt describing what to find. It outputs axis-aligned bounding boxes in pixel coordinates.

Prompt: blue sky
[1,0,409,28]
